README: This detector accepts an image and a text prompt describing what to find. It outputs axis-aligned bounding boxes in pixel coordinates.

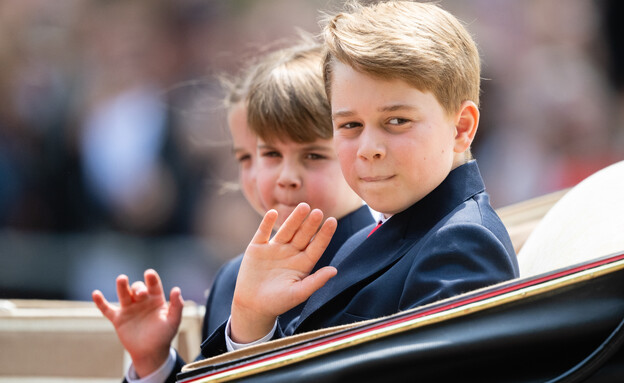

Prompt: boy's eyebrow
[378,104,419,113]
[257,143,275,150]
[300,144,333,152]
[258,143,333,152]
[331,110,355,120]
[332,104,419,119]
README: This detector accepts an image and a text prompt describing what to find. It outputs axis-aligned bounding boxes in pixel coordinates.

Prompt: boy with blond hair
[202,0,518,355]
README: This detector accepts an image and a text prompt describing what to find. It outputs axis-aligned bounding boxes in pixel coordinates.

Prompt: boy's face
[330,61,463,216]
[228,102,265,216]
[256,136,363,228]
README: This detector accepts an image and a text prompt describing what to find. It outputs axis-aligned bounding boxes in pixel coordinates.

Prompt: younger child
[205,40,371,352]
[202,0,519,356]
[93,38,373,382]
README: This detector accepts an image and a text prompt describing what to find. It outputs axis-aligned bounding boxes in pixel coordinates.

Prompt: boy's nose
[277,165,302,189]
[357,128,385,161]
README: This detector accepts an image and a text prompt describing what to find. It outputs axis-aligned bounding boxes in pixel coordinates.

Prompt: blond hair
[246,37,332,143]
[322,1,481,115]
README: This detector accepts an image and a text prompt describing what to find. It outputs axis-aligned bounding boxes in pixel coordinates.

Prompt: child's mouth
[361,175,394,182]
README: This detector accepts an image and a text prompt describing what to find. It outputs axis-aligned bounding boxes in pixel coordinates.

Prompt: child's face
[256,136,363,228]
[228,101,265,216]
[330,61,463,216]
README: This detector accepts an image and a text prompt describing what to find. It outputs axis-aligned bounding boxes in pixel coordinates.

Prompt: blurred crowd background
[1,0,622,303]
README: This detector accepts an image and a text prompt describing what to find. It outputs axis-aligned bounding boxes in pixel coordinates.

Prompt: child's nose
[357,128,385,160]
[277,164,302,189]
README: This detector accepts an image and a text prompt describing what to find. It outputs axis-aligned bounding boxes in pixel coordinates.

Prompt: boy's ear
[453,100,479,154]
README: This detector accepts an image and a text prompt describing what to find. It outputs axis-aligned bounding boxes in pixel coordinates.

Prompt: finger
[290,208,324,250]
[302,217,337,263]
[144,269,164,296]
[292,266,337,304]
[131,281,148,302]
[167,287,184,329]
[272,203,311,244]
[116,275,133,307]
[250,209,279,245]
[92,290,117,322]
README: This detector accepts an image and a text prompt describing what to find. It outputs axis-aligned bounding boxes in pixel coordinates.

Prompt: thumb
[292,266,337,304]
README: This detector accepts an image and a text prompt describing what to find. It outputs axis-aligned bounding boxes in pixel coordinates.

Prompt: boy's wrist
[131,346,171,379]
[230,304,277,344]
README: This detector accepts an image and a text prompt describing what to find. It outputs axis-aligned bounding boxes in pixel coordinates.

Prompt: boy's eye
[339,122,362,130]
[305,153,326,160]
[388,117,409,125]
[237,154,252,163]
[261,150,281,158]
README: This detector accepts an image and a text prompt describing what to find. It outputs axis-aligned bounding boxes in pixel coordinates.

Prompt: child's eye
[261,150,281,158]
[236,154,252,163]
[305,153,326,160]
[338,122,362,130]
[388,117,410,125]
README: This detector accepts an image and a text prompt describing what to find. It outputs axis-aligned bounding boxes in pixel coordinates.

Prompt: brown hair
[246,36,332,143]
[322,1,481,116]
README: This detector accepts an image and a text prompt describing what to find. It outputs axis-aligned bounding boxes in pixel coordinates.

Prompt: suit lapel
[313,205,375,273]
[280,205,374,328]
[295,214,411,331]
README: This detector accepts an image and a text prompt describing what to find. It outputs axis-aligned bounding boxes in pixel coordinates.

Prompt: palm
[113,290,177,355]
[92,269,183,376]
[230,203,338,343]
[242,238,326,316]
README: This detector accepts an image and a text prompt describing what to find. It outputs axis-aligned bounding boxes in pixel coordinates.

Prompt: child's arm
[230,203,337,343]
[92,270,184,378]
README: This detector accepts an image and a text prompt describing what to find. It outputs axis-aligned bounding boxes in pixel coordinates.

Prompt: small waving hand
[92,269,184,378]
[230,203,337,343]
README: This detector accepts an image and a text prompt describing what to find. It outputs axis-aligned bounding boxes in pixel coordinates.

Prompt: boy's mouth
[360,175,394,182]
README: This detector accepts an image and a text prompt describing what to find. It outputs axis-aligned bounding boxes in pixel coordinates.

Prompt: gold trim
[188,257,624,383]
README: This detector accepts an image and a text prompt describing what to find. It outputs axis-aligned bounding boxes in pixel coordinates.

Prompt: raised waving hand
[230,203,337,343]
[92,269,183,378]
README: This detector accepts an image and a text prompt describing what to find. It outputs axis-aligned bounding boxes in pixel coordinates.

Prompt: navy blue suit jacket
[155,205,374,382]
[200,161,518,358]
